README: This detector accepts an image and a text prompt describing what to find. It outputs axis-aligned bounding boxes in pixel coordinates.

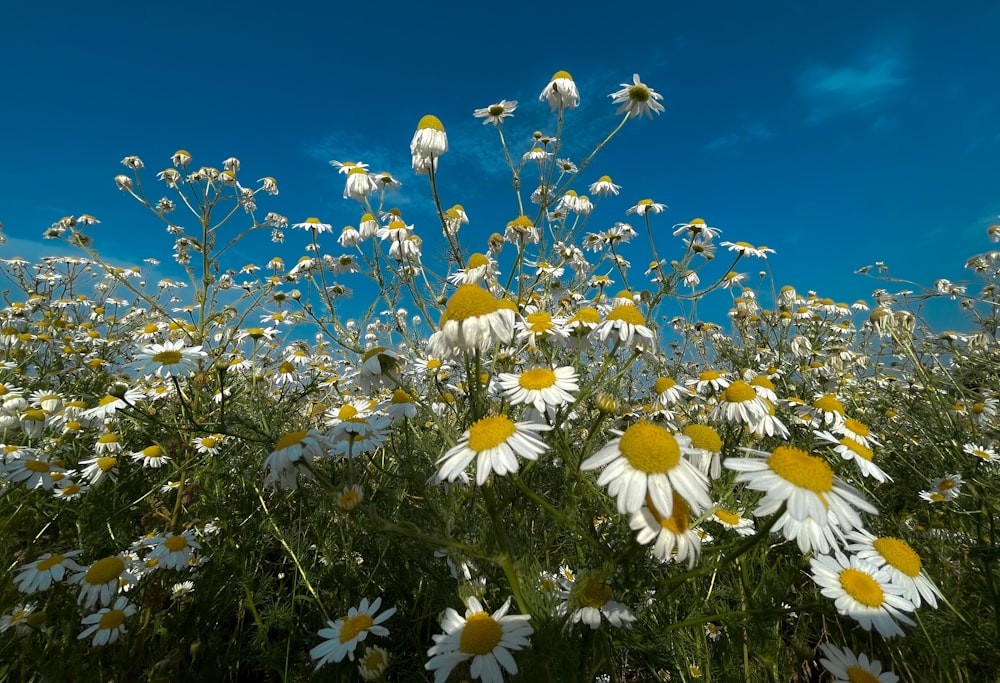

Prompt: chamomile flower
[130,444,170,468]
[337,484,364,512]
[358,645,391,680]
[687,369,730,394]
[682,424,723,479]
[262,429,328,490]
[14,550,83,593]
[539,70,579,111]
[411,115,448,174]
[609,73,665,118]
[725,446,877,553]
[134,339,207,378]
[710,509,756,537]
[144,530,201,571]
[627,198,667,216]
[557,573,636,630]
[712,380,768,426]
[498,366,578,413]
[928,473,963,501]
[426,285,515,358]
[653,376,690,407]
[311,597,396,668]
[582,421,711,516]
[436,415,550,486]
[630,491,703,567]
[473,100,518,125]
[193,434,225,455]
[963,442,1000,464]
[426,597,533,683]
[593,304,655,349]
[0,602,43,634]
[78,596,137,646]
[815,431,890,482]
[5,451,66,490]
[589,175,621,196]
[79,456,120,485]
[845,529,942,608]
[818,643,899,683]
[810,553,916,638]
[292,217,333,233]
[71,554,138,609]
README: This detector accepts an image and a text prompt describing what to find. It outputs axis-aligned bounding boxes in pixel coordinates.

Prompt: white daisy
[724,446,878,554]
[845,529,942,608]
[581,421,711,516]
[71,555,138,609]
[310,597,396,668]
[411,114,448,174]
[134,339,207,378]
[539,70,579,111]
[630,491,703,568]
[609,73,665,119]
[130,444,171,468]
[14,550,83,593]
[436,415,550,486]
[814,431,891,482]
[592,304,655,349]
[426,285,515,358]
[710,509,756,537]
[77,596,137,646]
[144,530,201,571]
[589,175,621,197]
[426,596,533,683]
[262,429,328,490]
[473,100,517,125]
[497,366,578,413]
[818,643,898,683]
[711,380,768,426]
[556,573,636,630]
[810,553,915,639]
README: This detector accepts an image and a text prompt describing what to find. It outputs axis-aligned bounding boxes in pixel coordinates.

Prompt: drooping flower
[539,70,580,111]
[411,115,448,174]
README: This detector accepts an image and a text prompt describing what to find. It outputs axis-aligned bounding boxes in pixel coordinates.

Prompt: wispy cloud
[705,122,775,152]
[799,49,908,123]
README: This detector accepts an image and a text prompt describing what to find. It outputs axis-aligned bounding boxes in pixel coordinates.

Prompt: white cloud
[799,50,908,123]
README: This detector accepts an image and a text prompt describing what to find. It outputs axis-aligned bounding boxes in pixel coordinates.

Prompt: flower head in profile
[436,415,550,486]
[411,115,448,174]
[556,571,636,630]
[473,100,518,125]
[610,73,665,119]
[426,596,533,683]
[292,217,333,233]
[310,597,396,668]
[426,285,515,358]
[540,70,579,111]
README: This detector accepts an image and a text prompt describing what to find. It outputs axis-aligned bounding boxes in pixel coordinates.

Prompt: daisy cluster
[1,70,999,681]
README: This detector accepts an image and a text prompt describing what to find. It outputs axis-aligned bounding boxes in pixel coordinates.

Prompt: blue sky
[2,1,998,329]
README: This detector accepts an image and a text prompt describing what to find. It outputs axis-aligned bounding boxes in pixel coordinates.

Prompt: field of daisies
[1,71,999,682]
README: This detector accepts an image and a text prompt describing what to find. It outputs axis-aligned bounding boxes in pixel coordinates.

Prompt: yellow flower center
[845,665,879,683]
[767,446,833,492]
[568,307,600,325]
[519,368,557,390]
[37,554,65,571]
[338,405,360,421]
[580,581,612,608]
[164,535,189,552]
[98,609,126,630]
[813,394,845,415]
[391,389,412,404]
[598,175,612,182]
[628,84,650,102]
[550,70,573,81]
[152,350,183,365]
[619,421,681,473]
[142,445,163,459]
[417,114,444,132]
[699,370,721,381]
[201,437,217,448]
[723,380,756,403]
[25,459,51,473]
[654,377,676,393]
[274,430,307,451]
[605,305,646,325]
[526,312,553,332]
[683,424,722,452]
[938,479,955,491]
[488,104,506,116]
[873,537,921,577]
[85,556,125,586]
[339,613,374,643]
[467,416,516,452]
[459,611,503,654]
[648,492,689,533]
[839,568,884,607]
[839,437,873,461]
[714,509,741,526]
[97,457,117,472]
[843,417,870,437]
[97,433,119,445]
[60,483,82,496]
[467,253,489,269]
[750,375,775,390]
[442,285,499,323]
[22,409,46,422]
